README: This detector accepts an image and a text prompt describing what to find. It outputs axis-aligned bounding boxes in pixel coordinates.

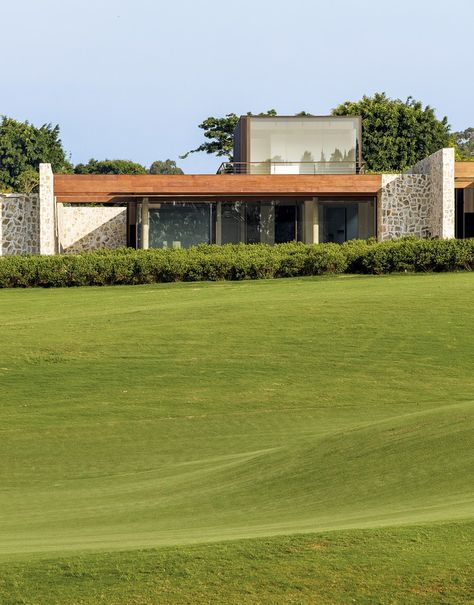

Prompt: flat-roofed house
[1,115,473,255]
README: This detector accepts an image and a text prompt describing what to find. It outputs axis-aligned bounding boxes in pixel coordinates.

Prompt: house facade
[0,116,473,256]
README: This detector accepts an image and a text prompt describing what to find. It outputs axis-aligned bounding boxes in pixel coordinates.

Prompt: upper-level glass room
[227,115,362,175]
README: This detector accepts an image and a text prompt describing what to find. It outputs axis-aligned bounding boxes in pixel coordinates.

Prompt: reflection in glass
[319,200,375,243]
[149,203,213,249]
[140,198,375,249]
[220,201,304,245]
[247,117,359,174]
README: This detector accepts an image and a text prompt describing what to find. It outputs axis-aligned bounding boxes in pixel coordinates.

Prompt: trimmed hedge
[0,238,473,288]
[341,238,474,274]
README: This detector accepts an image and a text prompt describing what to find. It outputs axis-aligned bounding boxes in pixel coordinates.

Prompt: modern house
[0,115,473,256]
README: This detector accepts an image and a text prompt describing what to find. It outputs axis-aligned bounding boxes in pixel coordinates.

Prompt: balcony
[217,161,365,175]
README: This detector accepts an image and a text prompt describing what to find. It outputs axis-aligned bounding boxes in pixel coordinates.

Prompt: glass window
[221,202,244,244]
[319,199,375,243]
[248,117,359,174]
[149,203,213,249]
[219,201,303,245]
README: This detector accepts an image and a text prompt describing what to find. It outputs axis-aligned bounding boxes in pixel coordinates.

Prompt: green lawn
[0,274,473,603]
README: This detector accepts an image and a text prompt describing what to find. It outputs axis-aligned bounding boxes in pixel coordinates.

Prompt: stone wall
[409,148,455,239]
[379,148,455,240]
[378,174,431,240]
[58,206,127,253]
[0,194,40,255]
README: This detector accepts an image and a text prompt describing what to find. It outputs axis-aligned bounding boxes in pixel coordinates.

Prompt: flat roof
[54,174,382,203]
[239,115,361,120]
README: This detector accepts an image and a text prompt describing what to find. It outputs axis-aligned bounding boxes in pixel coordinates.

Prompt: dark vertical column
[233,116,250,173]
[455,189,464,239]
[127,202,137,248]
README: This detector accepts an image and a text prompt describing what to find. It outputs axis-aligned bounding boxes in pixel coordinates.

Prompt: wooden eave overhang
[455,162,474,189]
[54,174,382,203]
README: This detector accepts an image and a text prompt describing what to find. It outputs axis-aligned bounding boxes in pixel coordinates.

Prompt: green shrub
[341,238,378,273]
[358,238,474,274]
[0,239,473,288]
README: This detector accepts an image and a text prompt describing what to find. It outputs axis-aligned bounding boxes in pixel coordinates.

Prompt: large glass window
[248,117,360,174]
[220,201,303,245]
[137,199,375,249]
[148,203,213,248]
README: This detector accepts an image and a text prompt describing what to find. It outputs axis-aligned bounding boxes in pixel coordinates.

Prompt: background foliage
[453,127,474,160]
[332,93,452,172]
[181,110,278,160]
[182,93,456,171]
[0,95,470,194]
[149,159,184,174]
[74,159,148,175]
[74,158,185,175]
[0,116,72,192]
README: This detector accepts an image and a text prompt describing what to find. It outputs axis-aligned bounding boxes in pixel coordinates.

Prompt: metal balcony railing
[217,161,364,175]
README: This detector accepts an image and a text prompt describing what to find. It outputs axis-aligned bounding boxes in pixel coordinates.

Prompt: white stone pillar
[39,163,57,254]
[0,196,3,256]
[141,198,149,250]
[440,148,455,239]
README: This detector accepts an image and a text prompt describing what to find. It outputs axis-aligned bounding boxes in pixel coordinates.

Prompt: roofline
[238,115,362,120]
[53,173,382,203]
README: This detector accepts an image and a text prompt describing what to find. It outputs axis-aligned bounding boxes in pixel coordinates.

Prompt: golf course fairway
[0,273,473,603]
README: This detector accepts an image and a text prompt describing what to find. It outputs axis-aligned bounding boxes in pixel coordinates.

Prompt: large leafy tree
[453,127,474,160]
[0,116,72,192]
[74,159,147,175]
[332,92,452,172]
[180,113,240,160]
[181,110,279,161]
[149,159,184,174]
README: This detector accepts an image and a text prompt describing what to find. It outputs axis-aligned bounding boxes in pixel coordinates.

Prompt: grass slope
[1,522,473,604]
[0,274,473,602]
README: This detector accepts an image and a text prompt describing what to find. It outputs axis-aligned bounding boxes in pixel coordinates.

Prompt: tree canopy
[149,159,184,174]
[74,158,184,175]
[453,127,474,160]
[0,116,71,192]
[74,159,147,175]
[332,92,452,172]
[181,110,279,161]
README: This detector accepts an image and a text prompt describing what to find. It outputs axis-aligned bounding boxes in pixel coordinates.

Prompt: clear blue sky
[1,0,472,173]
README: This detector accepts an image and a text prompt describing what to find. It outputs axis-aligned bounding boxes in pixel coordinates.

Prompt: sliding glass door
[319,199,375,243]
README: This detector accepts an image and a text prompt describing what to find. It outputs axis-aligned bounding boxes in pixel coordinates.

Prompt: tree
[16,168,40,193]
[180,113,240,160]
[74,159,147,175]
[453,127,474,160]
[331,92,452,172]
[181,110,278,161]
[149,159,184,174]
[0,116,72,192]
